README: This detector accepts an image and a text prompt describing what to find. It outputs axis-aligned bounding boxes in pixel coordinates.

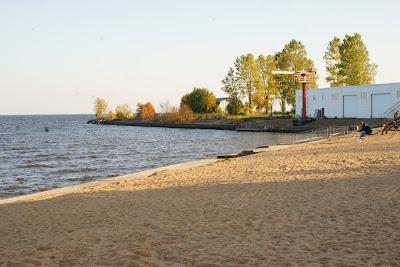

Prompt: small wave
[78,154,98,159]
[19,164,54,169]
[79,175,100,182]
[80,167,97,172]
[32,187,51,193]
[52,167,97,175]
[35,154,50,158]
[51,169,73,175]
[101,145,115,149]
[53,155,69,160]
[10,147,25,151]
[15,177,26,183]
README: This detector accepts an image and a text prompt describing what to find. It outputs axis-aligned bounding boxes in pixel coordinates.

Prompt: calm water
[0,115,279,198]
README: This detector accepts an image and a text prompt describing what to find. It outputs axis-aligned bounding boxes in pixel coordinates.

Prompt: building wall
[295,83,400,118]
[218,100,229,112]
[218,98,291,113]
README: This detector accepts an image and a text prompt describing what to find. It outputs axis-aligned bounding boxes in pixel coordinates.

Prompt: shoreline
[0,158,219,205]
[0,142,295,205]
[1,133,399,265]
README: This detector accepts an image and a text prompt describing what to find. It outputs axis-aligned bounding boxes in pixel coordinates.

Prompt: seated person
[358,122,372,141]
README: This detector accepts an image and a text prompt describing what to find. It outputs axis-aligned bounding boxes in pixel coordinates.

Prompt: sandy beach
[1,133,400,266]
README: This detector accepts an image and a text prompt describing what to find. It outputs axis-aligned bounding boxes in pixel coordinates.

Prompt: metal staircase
[383,100,400,119]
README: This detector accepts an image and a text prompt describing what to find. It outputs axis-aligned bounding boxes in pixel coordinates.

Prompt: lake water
[0,114,279,198]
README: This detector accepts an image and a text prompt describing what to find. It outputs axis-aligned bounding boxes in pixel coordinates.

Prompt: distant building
[216,97,291,113]
[295,83,400,118]
[271,99,292,113]
[216,97,229,112]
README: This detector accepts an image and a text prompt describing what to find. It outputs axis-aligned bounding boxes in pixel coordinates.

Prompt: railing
[383,100,400,119]
[277,126,350,145]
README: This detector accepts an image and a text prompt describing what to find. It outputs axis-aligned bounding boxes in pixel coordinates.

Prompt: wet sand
[1,133,400,266]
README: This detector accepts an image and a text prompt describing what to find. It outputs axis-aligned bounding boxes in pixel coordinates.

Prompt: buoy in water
[45,127,49,132]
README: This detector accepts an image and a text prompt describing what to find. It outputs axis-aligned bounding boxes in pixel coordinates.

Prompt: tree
[159,101,173,114]
[221,67,241,101]
[207,93,217,113]
[137,102,156,120]
[115,103,133,120]
[94,97,108,119]
[236,54,261,113]
[180,88,216,113]
[221,67,245,114]
[324,37,344,87]
[180,94,189,108]
[275,40,318,112]
[256,54,277,114]
[226,98,244,115]
[325,33,377,87]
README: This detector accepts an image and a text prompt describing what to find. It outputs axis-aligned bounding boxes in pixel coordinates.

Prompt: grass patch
[196,112,294,121]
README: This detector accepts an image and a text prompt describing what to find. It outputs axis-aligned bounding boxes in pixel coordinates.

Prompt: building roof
[216,97,229,102]
[296,82,400,92]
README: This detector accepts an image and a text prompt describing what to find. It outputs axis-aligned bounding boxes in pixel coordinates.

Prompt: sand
[0,133,400,266]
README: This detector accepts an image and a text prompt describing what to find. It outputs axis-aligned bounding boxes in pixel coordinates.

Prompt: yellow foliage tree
[115,104,133,120]
[94,98,108,119]
[107,110,115,121]
[137,102,156,120]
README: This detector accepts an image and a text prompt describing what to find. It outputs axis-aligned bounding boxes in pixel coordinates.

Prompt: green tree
[256,54,277,115]
[94,97,108,119]
[226,98,244,115]
[275,40,317,112]
[236,54,261,113]
[180,88,216,113]
[326,33,377,86]
[324,37,344,87]
[221,67,241,100]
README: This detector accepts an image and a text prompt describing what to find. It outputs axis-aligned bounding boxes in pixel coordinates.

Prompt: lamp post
[272,68,317,120]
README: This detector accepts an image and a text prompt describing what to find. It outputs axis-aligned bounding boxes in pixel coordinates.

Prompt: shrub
[159,105,195,123]
[115,104,133,120]
[180,88,216,113]
[226,98,244,115]
[233,118,243,125]
[243,107,251,116]
[137,102,156,120]
[178,104,195,123]
[106,110,115,121]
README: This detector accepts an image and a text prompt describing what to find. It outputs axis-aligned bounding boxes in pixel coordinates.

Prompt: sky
[1,0,399,115]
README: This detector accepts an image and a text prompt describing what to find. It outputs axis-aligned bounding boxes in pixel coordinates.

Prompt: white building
[216,97,229,112]
[217,97,291,113]
[295,82,400,118]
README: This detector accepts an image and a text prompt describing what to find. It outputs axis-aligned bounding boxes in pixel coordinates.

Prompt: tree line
[221,33,377,115]
[94,99,156,121]
[94,98,196,123]
[95,33,377,119]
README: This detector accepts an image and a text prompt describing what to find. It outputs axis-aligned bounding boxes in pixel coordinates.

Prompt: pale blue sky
[1,0,399,114]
